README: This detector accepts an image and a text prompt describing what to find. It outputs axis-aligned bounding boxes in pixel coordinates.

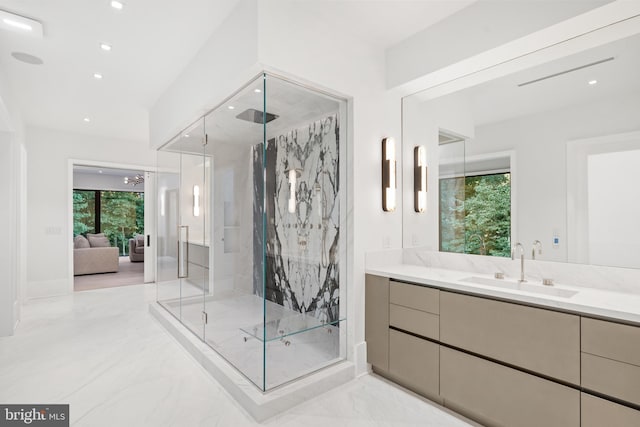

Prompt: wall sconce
[382,137,396,212]
[285,168,302,213]
[193,185,200,217]
[414,145,427,213]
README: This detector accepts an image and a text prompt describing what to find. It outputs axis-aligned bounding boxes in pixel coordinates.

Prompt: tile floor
[0,284,477,426]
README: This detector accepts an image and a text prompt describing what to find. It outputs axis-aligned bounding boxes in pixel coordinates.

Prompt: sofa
[129,235,145,262]
[73,233,119,275]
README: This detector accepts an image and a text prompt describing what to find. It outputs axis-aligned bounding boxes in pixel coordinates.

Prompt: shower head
[236,108,279,124]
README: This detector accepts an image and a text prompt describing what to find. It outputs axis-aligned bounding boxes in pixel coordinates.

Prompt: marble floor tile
[0,284,477,426]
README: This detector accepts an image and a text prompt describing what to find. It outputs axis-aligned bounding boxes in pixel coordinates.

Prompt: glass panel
[262,75,347,389]
[157,137,182,321]
[202,74,266,389]
[176,120,207,340]
[156,73,348,392]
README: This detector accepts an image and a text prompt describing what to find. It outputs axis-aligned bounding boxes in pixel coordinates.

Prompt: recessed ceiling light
[83,118,91,122]
[588,79,598,85]
[184,134,190,138]
[98,170,103,174]
[11,52,43,65]
[110,1,124,10]
[228,105,235,110]
[254,88,262,93]
[100,43,112,51]
[0,10,43,37]
[93,73,103,80]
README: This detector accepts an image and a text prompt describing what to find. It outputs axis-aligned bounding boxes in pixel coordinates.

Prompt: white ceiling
[460,32,640,127]
[0,0,240,142]
[0,0,476,143]
[299,0,476,49]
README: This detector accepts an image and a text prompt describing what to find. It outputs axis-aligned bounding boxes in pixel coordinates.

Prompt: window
[439,172,511,257]
[73,190,144,255]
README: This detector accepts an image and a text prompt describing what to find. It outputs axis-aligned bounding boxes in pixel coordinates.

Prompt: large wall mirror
[402,29,640,269]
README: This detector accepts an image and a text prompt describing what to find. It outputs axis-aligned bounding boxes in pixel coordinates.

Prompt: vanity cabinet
[440,291,580,384]
[440,347,580,427]
[581,317,640,406]
[365,274,389,371]
[365,276,640,427]
[389,280,439,339]
[581,393,640,427]
[388,329,440,401]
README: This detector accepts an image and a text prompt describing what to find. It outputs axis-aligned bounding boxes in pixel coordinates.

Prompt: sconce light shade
[414,146,427,213]
[193,185,200,217]
[382,137,397,212]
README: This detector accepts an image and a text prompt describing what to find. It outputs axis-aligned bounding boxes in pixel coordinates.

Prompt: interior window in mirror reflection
[439,172,511,257]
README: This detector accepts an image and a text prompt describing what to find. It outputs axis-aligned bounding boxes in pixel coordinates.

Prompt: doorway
[71,164,155,291]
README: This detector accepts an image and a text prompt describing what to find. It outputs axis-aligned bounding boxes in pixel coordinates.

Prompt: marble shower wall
[253,114,341,323]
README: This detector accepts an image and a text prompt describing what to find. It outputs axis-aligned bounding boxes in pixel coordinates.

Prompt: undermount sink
[460,276,578,298]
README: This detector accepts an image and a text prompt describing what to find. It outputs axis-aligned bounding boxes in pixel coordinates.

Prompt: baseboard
[27,278,70,299]
[149,302,355,421]
[353,340,369,377]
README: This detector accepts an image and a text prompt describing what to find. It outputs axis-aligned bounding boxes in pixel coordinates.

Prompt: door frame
[67,159,156,293]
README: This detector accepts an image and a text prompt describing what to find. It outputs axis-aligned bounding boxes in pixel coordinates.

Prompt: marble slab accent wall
[403,248,640,295]
[253,114,341,324]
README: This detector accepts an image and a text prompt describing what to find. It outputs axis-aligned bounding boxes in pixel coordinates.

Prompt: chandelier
[124,174,144,186]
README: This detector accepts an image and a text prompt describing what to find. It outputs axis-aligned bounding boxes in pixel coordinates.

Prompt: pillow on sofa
[74,235,90,249]
[88,235,111,247]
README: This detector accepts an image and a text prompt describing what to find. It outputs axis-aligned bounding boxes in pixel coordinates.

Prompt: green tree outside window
[440,173,511,257]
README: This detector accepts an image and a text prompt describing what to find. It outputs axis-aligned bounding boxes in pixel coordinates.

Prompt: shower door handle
[177,225,189,279]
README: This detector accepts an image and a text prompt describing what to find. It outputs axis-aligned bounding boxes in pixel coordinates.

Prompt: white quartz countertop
[366,263,640,325]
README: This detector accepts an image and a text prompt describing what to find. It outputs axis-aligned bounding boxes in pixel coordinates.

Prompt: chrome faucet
[511,242,526,283]
[532,240,542,260]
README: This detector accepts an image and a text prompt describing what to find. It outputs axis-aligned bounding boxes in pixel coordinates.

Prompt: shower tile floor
[162,291,343,390]
[0,283,479,426]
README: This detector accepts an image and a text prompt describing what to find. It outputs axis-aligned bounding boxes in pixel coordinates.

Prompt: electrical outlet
[412,234,420,246]
[383,236,391,249]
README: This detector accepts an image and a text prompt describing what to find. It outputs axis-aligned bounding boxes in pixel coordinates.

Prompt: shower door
[157,119,208,340]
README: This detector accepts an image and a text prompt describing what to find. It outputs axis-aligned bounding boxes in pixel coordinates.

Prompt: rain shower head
[236,108,279,124]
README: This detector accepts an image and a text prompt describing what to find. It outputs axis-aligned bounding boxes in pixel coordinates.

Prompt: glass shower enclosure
[156,73,347,391]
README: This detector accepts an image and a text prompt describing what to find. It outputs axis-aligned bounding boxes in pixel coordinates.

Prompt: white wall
[25,127,156,298]
[588,148,640,268]
[73,172,145,193]
[149,0,259,148]
[465,92,640,262]
[0,132,18,336]
[0,64,26,336]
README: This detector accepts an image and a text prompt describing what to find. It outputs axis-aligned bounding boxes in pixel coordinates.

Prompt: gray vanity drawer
[581,393,640,427]
[582,352,640,406]
[389,281,439,314]
[440,291,580,384]
[389,303,439,340]
[440,347,579,427]
[388,329,440,402]
[582,317,640,366]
